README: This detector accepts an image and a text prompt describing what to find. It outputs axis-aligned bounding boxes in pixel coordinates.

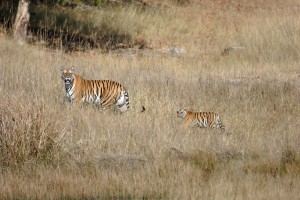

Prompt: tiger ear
[71,66,75,72]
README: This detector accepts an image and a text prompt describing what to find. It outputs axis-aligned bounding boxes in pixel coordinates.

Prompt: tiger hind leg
[115,90,130,113]
[216,117,225,131]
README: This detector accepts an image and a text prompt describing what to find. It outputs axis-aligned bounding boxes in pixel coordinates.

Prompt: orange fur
[61,66,129,112]
[177,108,225,131]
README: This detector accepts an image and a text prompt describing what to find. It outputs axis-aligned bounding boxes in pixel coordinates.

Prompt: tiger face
[61,66,76,93]
[61,66,75,85]
[177,108,187,119]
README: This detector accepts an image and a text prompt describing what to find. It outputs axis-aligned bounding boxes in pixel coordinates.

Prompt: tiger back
[177,108,225,131]
[61,66,129,112]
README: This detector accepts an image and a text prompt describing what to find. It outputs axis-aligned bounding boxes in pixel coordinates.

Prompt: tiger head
[177,108,187,119]
[61,66,75,83]
[61,66,75,91]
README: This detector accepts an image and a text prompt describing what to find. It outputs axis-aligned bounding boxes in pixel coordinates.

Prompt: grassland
[0,0,300,199]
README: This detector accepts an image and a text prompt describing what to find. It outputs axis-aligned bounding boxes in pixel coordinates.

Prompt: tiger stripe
[61,66,129,112]
[177,108,225,131]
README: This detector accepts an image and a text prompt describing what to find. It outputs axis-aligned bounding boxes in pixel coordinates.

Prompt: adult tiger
[61,66,129,112]
[176,108,225,131]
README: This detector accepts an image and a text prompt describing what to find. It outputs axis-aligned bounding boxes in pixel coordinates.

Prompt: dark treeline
[0,0,146,51]
[0,0,103,8]
[0,0,98,30]
[1,0,144,7]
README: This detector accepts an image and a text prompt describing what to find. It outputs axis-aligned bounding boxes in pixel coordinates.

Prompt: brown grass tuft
[244,159,287,177]
[281,146,298,165]
[0,95,58,169]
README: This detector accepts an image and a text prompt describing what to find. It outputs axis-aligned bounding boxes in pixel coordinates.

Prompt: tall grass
[0,0,300,199]
[0,95,59,169]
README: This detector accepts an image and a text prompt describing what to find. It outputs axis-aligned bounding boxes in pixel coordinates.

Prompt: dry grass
[0,95,58,169]
[0,0,300,199]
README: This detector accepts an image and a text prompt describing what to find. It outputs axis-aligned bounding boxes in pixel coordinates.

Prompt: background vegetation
[0,0,300,199]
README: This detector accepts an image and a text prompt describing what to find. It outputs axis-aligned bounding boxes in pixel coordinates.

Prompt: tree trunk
[13,0,30,42]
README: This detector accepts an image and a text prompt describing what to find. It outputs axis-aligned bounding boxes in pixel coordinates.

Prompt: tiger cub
[61,66,129,112]
[177,108,225,131]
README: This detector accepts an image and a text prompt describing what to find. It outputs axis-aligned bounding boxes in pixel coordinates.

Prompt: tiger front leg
[183,118,193,127]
